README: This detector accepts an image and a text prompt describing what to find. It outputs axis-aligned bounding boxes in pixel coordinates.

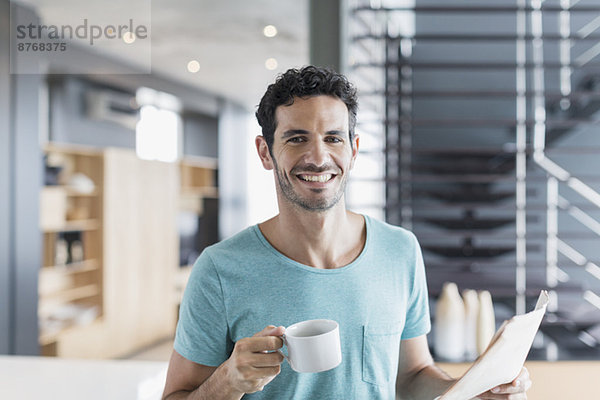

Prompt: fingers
[491,380,524,394]
[225,346,284,394]
[476,385,527,399]
[237,336,284,353]
[229,350,283,375]
[490,367,531,395]
[253,325,285,338]
[242,325,285,353]
[476,367,531,399]
[248,350,285,367]
[224,325,287,394]
[476,393,527,400]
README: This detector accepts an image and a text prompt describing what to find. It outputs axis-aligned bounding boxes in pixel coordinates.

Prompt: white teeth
[299,174,332,182]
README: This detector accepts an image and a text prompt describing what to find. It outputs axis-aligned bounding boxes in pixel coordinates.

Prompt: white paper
[437,290,549,400]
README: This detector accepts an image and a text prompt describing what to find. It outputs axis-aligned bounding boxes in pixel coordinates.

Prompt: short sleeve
[401,233,432,339]
[174,250,233,366]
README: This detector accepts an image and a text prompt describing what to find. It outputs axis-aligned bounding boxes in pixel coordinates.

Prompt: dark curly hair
[256,66,358,154]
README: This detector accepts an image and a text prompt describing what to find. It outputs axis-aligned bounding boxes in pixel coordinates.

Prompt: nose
[304,139,329,167]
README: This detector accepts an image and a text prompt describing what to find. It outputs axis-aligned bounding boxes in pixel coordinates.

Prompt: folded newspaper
[436,290,549,400]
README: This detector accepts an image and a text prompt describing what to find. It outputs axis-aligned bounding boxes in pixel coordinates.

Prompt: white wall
[246,121,278,226]
[219,104,278,239]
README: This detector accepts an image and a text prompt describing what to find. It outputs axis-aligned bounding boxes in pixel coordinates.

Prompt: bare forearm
[397,364,455,400]
[164,364,243,400]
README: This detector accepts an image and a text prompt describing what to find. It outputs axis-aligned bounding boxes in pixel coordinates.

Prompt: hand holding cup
[223,325,285,394]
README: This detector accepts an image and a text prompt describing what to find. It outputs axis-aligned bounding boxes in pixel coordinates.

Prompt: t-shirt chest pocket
[362,321,404,386]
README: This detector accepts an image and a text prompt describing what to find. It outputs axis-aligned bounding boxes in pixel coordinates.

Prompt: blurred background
[2,0,600,381]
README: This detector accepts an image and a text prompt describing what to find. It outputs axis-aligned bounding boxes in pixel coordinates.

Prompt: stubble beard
[272,157,347,212]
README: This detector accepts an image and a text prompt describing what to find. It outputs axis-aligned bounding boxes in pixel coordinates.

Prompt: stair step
[423,245,515,258]
[419,216,515,230]
[415,189,515,203]
[413,161,516,175]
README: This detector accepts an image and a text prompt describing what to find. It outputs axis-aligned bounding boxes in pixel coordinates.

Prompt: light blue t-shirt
[174,215,431,399]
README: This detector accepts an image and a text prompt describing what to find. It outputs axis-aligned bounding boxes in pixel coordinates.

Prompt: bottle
[462,289,479,360]
[476,290,496,355]
[434,282,465,361]
[70,240,84,263]
[55,239,69,266]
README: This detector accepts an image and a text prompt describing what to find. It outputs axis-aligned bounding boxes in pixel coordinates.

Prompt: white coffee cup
[279,319,342,373]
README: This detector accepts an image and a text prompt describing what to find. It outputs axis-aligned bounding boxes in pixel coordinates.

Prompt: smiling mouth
[297,174,334,183]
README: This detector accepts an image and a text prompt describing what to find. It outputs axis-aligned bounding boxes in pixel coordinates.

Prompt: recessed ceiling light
[265,58,278,70]
[123,31,136,44]
[263,25,278,38]
[187,60,200,73]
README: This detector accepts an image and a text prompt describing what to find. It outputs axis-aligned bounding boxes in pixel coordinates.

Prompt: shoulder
[203,225,261,258]
[364,215,422,269]
[366,215,418,246]
[188,226,259,272]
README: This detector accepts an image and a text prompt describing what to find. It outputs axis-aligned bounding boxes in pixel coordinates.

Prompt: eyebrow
[280,129,347,139]
[281,129,309,139]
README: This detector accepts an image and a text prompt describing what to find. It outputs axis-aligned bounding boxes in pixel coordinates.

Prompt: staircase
[346,0,600,360]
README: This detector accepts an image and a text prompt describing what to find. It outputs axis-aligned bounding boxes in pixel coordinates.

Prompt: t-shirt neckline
[251,214,371,274]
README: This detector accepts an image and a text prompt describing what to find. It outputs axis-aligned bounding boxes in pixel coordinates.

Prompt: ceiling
[15,0,309,110]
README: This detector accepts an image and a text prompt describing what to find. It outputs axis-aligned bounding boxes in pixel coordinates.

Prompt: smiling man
[266,95,351,212]
[162,66,531,400]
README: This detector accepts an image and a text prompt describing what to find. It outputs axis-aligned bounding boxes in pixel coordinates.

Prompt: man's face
[258,95,359,212]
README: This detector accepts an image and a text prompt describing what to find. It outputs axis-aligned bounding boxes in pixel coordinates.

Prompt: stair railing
[529,0,600,314]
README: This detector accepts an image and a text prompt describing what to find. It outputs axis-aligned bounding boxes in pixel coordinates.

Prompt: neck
[260,201,366,269]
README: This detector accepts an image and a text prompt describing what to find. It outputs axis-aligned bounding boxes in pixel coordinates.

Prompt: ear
[255,135,274,170]
[349,134,360,170]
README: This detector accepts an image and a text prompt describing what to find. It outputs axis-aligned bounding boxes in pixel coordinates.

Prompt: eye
[325,136,343,143]
[287,136,306,143]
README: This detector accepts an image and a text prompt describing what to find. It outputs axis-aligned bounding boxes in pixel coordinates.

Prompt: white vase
[462,289,479,361]
[434,282,465,361]
[476,290,496,355]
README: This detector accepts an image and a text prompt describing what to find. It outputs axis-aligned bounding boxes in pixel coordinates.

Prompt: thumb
[253,325,285,337]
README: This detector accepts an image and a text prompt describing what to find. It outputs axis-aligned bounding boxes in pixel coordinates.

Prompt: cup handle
[277,334,290,364]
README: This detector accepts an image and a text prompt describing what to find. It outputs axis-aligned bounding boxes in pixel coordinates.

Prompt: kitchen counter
[4,355,599,399]
[0,356,168,399]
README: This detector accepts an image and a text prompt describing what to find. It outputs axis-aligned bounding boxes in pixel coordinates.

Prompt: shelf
[39,332,59,346]
[42,219,100,233]
[40,283,100,303]
[42,259,99,273]
[65,187,99,197]
[180,155,218,169]
[40,144,106,356]
[181,186,218,198]
[39,316,102,346]
[180,157,217,192]
[43,142,103,156]
[43,185,99,197]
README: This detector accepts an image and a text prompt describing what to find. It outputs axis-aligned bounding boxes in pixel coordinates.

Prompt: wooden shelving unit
[180,156,219,214]
[39,144,104,356]
[176,156,219,304]
[180,156,218,191]
[42,219,101,232]
[43,259,100,272]
[38,146,218,358]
